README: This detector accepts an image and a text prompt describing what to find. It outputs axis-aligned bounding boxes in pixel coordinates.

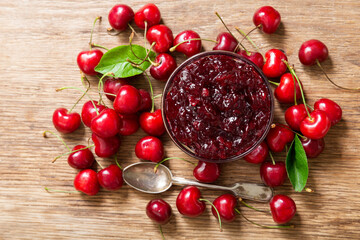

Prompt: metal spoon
[123,162,273,202]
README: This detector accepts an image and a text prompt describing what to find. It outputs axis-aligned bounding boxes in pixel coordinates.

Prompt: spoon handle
[172,176,231,191]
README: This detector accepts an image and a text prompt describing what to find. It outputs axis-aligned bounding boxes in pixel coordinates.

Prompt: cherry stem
[214,12,247,53]
[143,71,155,113]
[153,94,163,99]
[133,42,156,67]
[305,187,314,193]
[114,154,122,170]
[169,38,217,52]
[68,84,90,113]
[239,198,271,213]
[316,60,360,91]
[127,23,140,38]
[306,103,314,111]
[53,144,95,163]
[159,225,166,240]
[282,60,311,119]
[144,21,148,53]
[129,31,144,61]
[89,16,102,50]
[269,151,276,165]
[235,26,263,58]
[272,123,306,139]
[154,157,195,173]
[235,208,294,229]
[292,73,298,105]
[81,71,91,89]
[268,80,279,86]
[90,43,109,51]
[199,198,222,232]
[107,27,121,36]
[43,130,70,151]
[98,72,115,105]
[56,86,99,115]
[45,187,78,194]
[95,159,104,169]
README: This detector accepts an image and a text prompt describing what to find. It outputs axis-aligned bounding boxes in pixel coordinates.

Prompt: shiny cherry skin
[173,30,201,57]
[253,6,281,34]
[146,25,173,53]
[285,104,309,131]
[260,161,287,187]
[108,4,134,31]
[213,32,238,52]
[74,169,100,196]
[300,110,331,139]
[134,3,161,29]
[135,136,164,162]
[243,141,269,164]
[211,194,237,222]
[193,161,220,183]
[237,50,264,68]
[176,186,205,217]
[118,113,139,136]
[77,50,103,76]
[262,49,288,78]
[299,39,328,66]
[314,98,342,126]
[138,89,152,112]
[53,108,81,134]
[139,109,165,136]
[146,199,172,225]
[97,164,123,191]
[68,145,95,169]
[301,137,325,158]
[103,78,128,101]
[113,85,141,114]
[150,53,177,81]
[270,194,296,224]
[266,124,294,152]
[90,108,121,138]
[274,73,303,104]
[81,100,106,128]
[91,133,121,158]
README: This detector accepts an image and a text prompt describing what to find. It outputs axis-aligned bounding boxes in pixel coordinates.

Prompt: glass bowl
[161,50,274,163]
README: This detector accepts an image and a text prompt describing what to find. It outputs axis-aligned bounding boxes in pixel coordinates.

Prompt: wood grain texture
[0,0,359,239]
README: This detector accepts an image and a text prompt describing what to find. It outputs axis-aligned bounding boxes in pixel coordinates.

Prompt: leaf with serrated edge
[94,45,156,78]
[286,135,309,192]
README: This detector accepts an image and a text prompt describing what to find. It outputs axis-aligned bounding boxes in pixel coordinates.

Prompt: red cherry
[146,199,172,225]
[113,85,141,114]
[173,30,201,57]
[300,110,331,139]
[243,141,268,164]
[146,25,173,53]
[134,3,161,29]
[266,124,294,152]
[211,194,237,222]
[118,113,139,136]
[262,49,288,78]
[299,39,328,66]
[52,108,81,134]
[274,73,303,104]
[285,104,309,131]
[270,194,296,224]
[213,32,238,52]
[103,78,128,101]
[300,138,325,158]
[81,100,106,128]
[139,109,165,136]
[67,145,95,169]
[150,53,177,81]
[74,169,100,196]
[91,133,121,158]
[193,161,220,183]
[90,109,121,138]
[77,50,103,76]
[97,164,123,191]
[237,50,264,68]
[314,98,342,126]
[260,161,287,187]
[135,136,164,163]
[138,89,152,112]
[253,6,281,34]
[176,186,205,217]
[108,4,134,32]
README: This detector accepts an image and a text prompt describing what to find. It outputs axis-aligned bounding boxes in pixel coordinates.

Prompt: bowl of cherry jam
[162,51,274,163]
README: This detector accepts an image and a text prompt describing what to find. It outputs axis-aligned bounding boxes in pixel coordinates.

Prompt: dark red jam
[165,54,271,160]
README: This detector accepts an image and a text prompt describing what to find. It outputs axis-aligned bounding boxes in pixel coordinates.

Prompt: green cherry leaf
[286,135,309,192]
[94,45,156,78]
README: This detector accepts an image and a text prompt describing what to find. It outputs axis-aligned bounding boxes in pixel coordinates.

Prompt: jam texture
[165,54,271,160]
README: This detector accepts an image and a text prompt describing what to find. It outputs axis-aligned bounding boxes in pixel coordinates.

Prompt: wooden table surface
[1,0,360,239]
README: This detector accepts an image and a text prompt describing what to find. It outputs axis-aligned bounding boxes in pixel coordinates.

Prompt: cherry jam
[165,53,272,160]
